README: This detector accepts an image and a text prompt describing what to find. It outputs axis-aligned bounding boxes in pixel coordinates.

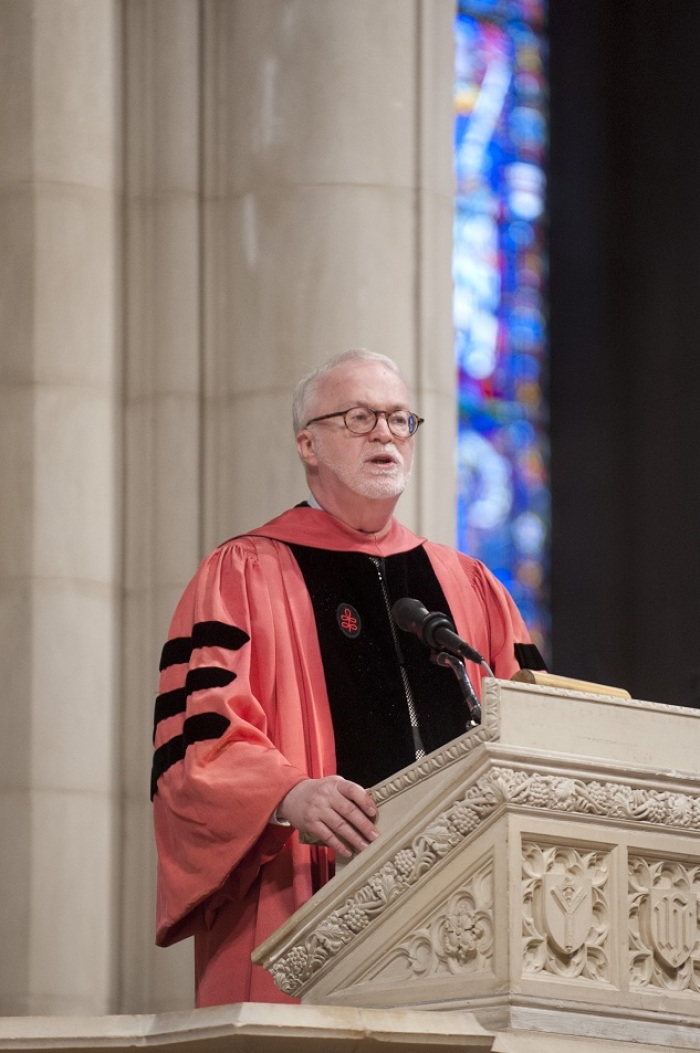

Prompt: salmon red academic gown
[152,505,535,1006]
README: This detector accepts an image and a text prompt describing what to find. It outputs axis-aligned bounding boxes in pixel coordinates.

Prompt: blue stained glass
[454,0,550,658]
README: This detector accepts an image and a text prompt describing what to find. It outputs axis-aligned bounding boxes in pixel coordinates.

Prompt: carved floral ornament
[269,767,700,996]
[351,865,495,986]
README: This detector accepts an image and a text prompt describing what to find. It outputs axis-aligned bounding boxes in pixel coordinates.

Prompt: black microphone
[391,598,485,665]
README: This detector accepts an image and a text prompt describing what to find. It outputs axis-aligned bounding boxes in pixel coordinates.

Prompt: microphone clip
[431,650,482,727]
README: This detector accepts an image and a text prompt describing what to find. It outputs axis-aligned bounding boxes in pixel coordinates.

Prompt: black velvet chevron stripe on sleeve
[159,620,250,671]
[151,619,250,798]
[152,667,237,740]
[150,712,232,800]
[152,687,187,740]
[514,642,547,671]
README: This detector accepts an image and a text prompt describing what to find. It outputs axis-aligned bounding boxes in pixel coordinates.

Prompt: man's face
[297,361,415,504]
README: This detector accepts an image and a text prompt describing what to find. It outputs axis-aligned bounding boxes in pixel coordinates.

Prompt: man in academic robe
[152,349,541,1006]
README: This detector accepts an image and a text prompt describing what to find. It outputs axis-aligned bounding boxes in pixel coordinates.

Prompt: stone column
[413,1,458,546]
[0,0,120,1015]
[0,0,456,1015]
[120,0,201,1013]
[200,0,456,550]
[123,0,456,1011]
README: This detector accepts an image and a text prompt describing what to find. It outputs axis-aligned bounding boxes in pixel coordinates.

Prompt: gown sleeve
[152,537,324,946]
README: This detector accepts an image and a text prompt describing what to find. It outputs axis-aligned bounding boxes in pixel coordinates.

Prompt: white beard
[315,439,411,500]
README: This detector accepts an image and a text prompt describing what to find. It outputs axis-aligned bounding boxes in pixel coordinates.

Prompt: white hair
[292,348,405,434]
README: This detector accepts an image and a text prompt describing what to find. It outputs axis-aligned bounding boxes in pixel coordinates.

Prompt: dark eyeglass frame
[304,405,425,438]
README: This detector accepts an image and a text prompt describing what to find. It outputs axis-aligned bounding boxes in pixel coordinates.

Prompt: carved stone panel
[255,682,700,1023]
[522,841,611,983]
[629,855,700,993]
[366,859,495,984]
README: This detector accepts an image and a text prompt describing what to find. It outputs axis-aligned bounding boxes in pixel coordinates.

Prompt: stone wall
[0,0,456,1015]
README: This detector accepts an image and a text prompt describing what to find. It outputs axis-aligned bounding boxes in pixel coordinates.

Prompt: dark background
[548,1,700,707]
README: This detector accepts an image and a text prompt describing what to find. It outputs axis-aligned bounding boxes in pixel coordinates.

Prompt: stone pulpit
[253,678,700,1052]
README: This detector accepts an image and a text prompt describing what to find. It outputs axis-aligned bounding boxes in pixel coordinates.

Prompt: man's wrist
[269,803,291,827]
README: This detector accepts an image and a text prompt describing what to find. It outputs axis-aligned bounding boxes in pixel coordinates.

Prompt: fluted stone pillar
[120,0,201,1013]
[199,0,456,550]
[125,0,457,1012]
[0,0,457,1016]
[0,0,120,1015]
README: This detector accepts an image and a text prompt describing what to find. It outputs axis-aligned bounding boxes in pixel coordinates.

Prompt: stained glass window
[454,0,549,658]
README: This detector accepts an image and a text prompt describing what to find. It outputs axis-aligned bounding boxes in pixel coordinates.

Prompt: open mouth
[366,452,399,468]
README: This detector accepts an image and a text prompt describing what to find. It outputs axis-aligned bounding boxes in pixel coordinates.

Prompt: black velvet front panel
[288,543,471,788]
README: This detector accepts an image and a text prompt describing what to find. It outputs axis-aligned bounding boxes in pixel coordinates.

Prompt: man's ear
[295,428,318,469]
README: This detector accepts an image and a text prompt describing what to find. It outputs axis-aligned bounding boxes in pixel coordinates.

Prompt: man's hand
[277,776,379,858]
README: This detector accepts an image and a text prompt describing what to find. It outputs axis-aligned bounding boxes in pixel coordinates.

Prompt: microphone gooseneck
[432,651,482,725]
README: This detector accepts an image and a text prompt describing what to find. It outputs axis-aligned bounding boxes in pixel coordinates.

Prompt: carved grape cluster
[341,904,369,933]
[640,794,671,822]
[272,945,311,993]
[583,781,610,812]
[394,848,417,877]
[451,804,480,835]
[526,775,552,807]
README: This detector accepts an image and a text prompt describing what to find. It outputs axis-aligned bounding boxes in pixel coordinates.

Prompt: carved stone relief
[269,777,505,996]
[629,856,700,993]
[522,842,610,982]
[367,860,494,983]
[493,769,700,831]
[267,764,700,997]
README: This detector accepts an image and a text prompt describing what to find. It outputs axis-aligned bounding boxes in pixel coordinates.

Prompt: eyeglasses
[304,405,425,438]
